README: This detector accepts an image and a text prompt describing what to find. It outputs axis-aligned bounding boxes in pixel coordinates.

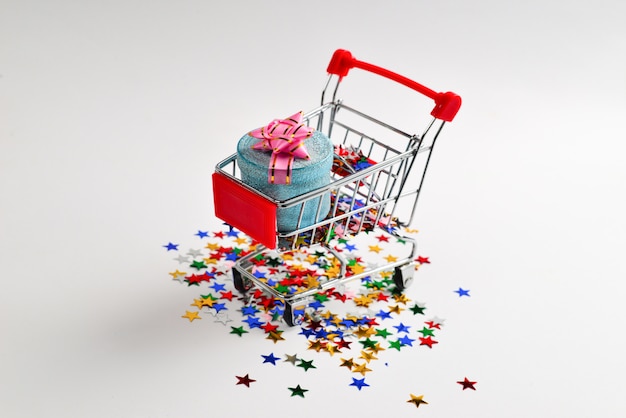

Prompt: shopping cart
[212,49,461,326]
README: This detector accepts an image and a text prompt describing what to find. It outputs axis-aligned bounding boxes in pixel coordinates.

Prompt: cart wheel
[232,268,248,294]
[393,263,415,292]
[282,302,303,327]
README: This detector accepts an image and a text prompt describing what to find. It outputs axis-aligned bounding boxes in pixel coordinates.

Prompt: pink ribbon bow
[249,111,313,184]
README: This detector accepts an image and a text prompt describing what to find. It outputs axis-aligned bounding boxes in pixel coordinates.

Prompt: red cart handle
[327,49,461,122]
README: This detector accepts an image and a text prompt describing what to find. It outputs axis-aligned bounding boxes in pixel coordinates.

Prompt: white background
[2,1,625,417]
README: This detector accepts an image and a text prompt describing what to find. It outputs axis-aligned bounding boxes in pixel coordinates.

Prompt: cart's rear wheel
[232,268,248,294]
[393,263,415,292]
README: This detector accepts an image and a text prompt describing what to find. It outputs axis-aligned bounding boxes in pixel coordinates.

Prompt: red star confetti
[418,336,438,348]
[457,377,477,390]
[235,374,256,387]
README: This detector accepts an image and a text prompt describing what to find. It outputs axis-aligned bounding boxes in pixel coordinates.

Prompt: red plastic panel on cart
[212,172,277,249]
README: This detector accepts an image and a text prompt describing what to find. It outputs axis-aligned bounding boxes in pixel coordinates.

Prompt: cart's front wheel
[232,268,249,294]
[393,263,415,292]
[282,302,303,327]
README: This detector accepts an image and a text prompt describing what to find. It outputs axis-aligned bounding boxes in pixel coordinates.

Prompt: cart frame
[212,49,460,325]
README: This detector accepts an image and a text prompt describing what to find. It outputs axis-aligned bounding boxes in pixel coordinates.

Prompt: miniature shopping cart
[212,49,461,326]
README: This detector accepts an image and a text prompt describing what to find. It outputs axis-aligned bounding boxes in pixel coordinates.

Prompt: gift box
[236,113,333,233]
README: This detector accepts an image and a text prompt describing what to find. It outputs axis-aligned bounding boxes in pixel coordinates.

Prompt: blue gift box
[236,130,333,233]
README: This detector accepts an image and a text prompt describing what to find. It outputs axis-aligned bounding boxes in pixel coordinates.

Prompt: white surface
[2,1,625,417]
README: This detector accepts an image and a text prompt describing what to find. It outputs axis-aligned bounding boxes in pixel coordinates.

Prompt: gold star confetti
[368,244,383,253]
[324,343,338,356]
[349,263,367,275]
[339,357,354,370]
[352,362,373,376]
[407,394,428,408]
[266,330,285,343]
[168,270,187,280]
[308,340,325,352]
[181,310,201,322]
[393,293,411,305]
[325,264,341,278]
[368,342,386,354]
[200,296,217,308]
[233,236,248,245]
[190,298,205,309]
[353,294,374,307]
[359,350,378,363]
[388,304,405,314]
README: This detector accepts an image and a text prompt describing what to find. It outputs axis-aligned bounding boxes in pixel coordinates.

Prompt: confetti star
[369,342,386,354]
[297,359,316,372]
[230,326,248,337]
[352,362,372,376]
[284,354,299,365]
[409,303,426,315]
[187,248,203,258]
[398,335,416,347]
[262,352,281,365]
[190,298,205,309]
[376,309,392,320]
[358,338,378,350]
[266,330,285,343]
[168,270,187,282]
[393,322,411,334]
[243,316,263,329]
[163,242,178,251]
[419,336,438,348]
[173,254,190,264]
[368,245,383,253]
[214,312,233,325]
[392,292,410,304]
[190,260,207,270]
[235,374,256,387]
[195,230,209,238]
[457,377,477,390]
[417,327,435,337]
[181,311,201,322]
[375,234,390,242]
[454,287,471,297]
[388,304,404,314]
[340,357,355,370]
[407,394,428,408]
[241,305,259,316]
[350,377,370,391]
[427,316,446,328]
[234,236,248,245]
[212,303,227,313]
[210,281,227,292]
[388,339,403,351]
[416,256,430,264]
[261,322,279,334]
[220,290,234,301]
[359,350,378,363]
[288,384,308,398]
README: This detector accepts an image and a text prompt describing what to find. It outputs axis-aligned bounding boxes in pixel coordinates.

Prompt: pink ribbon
[249,111,312,184]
